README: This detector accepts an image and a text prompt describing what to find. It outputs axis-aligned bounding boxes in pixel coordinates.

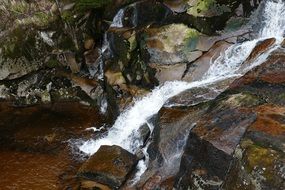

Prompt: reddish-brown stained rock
[230,49,285,88]
[175,92,258,189]
[250,104,285,136]
[223,104,285,190]
[245,38,276,63]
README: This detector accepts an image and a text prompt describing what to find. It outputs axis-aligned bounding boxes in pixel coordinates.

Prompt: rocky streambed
[0,0,284,190]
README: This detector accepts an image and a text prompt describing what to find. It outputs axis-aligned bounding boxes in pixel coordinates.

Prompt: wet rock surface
[175,48,285,190]
[0,0,284,189]
[78,145,137,189]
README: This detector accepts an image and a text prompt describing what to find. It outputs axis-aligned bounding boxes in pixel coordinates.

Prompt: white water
[110,8,125,28]
[259,0,285,38]
[78,0,285,183]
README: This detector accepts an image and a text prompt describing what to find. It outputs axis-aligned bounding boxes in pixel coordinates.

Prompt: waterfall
[78,0,285,184]
[110,8,125,28]
[259,0,285,38]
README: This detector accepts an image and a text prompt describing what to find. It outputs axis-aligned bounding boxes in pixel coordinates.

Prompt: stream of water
[78,0,285,184]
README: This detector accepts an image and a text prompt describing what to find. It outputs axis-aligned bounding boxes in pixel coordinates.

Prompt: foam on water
[259,0,285,38]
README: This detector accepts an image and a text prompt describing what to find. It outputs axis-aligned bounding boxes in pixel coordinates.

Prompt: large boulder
[175,92,259,189]
[183,40,232,82]
[145,24,202,65]
[78,145,138,189]
[223,104,285,190]
[176,48,285,189]
[136,103,210,189]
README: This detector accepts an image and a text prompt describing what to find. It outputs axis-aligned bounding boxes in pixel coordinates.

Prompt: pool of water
[0,102,107,189]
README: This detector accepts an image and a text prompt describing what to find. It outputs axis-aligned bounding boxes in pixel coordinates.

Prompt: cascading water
[259,0,285,38]
[110,8,125,28]
[78,0,285,185]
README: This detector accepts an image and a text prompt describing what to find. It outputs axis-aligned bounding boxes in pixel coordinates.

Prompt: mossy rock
[75,0,112,9]
[187,0,236,17]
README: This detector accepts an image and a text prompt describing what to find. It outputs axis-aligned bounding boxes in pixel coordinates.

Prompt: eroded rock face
[78,145,138,189]
[223,104,285,190]
[176,93,258,189]
[176,48,285,190]
[136,104,210,189]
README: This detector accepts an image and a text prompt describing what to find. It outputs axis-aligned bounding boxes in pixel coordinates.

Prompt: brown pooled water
[0,102,107,189]
[0,150,77,190]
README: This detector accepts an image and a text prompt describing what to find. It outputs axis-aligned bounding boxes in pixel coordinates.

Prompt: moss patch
[187,0,231,17]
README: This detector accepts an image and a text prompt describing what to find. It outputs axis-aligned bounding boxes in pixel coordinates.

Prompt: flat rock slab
[78,145,137,189]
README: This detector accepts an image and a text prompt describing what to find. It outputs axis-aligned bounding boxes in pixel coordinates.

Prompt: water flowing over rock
[77,0,285,188]
[1,0,285,189]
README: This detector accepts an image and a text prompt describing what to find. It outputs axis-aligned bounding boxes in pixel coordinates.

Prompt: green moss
[1,0,54,28]
[245,144,278,180]
[184,29,200,51]
[187,0,231,17]
[224,17,247,32]
[45,58,60,68]
[1,28,35,60]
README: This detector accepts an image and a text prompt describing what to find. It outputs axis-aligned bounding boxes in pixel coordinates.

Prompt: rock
[84,38,95,50]
[149,63,187,83]
[247,105,285,152]
[145,24,202,64]
[245,38,276,63]
[64,52,81,73]
[230,49,285,88]
[135,149,145,160]
[119,0,173,28]
[0,58,42,80]
[138,123,151,146]
[175,92,259,189]
[223,104,285,190]
[136,104,209,188]
[80,180,111,190]
[187,0,234,17]
[50,3,60,15]
[167,78,232,106]
[281,38,285,48]
[176,47,285,190]
[84,48,101,76]
[183,40,232,82]
[142,174,162,190]
[163,0,188,13]
[105,29,157,88]
[78,145,137,189]
[105,71,126,86]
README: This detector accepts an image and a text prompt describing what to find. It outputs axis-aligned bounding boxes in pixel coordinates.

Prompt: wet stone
[223,104,285,190]
[281,38,285,48]
[245,38,276,63]
[78,145,138,189]
[175,92,258,189]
